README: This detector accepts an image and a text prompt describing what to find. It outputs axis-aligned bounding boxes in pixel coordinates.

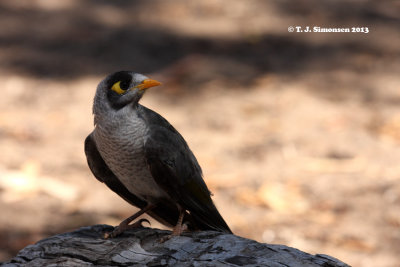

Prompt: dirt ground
[1,1,400,266]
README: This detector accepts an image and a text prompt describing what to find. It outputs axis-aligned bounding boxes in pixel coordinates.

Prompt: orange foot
[159,207,187,243]
[104,218,150,238]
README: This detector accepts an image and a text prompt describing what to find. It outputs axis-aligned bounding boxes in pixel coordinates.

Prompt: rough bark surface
[4,225,350,267]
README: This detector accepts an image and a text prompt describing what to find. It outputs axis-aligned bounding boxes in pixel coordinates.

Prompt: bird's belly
[94,126,169,203]
[111,156,166,202]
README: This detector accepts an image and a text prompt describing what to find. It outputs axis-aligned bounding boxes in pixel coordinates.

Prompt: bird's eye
[111,81,130,95]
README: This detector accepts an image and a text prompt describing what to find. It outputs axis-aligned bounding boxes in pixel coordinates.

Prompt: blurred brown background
[1,0,400,266]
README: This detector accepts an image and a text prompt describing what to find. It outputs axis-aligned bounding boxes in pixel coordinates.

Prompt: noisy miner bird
[85,71,232,238]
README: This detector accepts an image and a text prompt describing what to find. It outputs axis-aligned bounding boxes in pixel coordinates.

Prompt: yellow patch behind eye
[111,81,126,95]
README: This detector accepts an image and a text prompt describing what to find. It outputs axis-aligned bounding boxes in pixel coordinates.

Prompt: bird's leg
[172,207,185,236]
[160,205,186,242]
[104,204,155,238]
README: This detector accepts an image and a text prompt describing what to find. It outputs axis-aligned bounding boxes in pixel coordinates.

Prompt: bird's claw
[159,235,173,243]
[103,230,115,239]
[104,218,151,239]
[158,223,188,243]
[133,218,151,228]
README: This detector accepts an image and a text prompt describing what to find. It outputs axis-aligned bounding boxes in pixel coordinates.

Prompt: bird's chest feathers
[96,111,147,157]
[94,111,166,201]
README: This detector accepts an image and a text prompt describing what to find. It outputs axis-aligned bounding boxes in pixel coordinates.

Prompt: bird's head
[94,71,161,112]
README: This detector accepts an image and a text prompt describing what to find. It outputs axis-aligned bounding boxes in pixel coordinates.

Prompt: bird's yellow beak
[135,79,162,90]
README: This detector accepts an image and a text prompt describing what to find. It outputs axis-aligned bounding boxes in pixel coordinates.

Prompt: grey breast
[93,108,169,202]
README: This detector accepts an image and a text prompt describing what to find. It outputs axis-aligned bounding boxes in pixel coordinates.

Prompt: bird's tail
[188,200,233,234]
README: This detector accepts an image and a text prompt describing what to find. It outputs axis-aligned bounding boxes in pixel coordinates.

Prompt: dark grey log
[4,225,349,267]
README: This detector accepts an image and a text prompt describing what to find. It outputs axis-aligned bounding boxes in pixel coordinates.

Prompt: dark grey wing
[140,106,232,233]
[84,133,179,227]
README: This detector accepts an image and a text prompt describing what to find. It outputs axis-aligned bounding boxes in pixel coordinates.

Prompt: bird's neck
[94,102,141,127]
